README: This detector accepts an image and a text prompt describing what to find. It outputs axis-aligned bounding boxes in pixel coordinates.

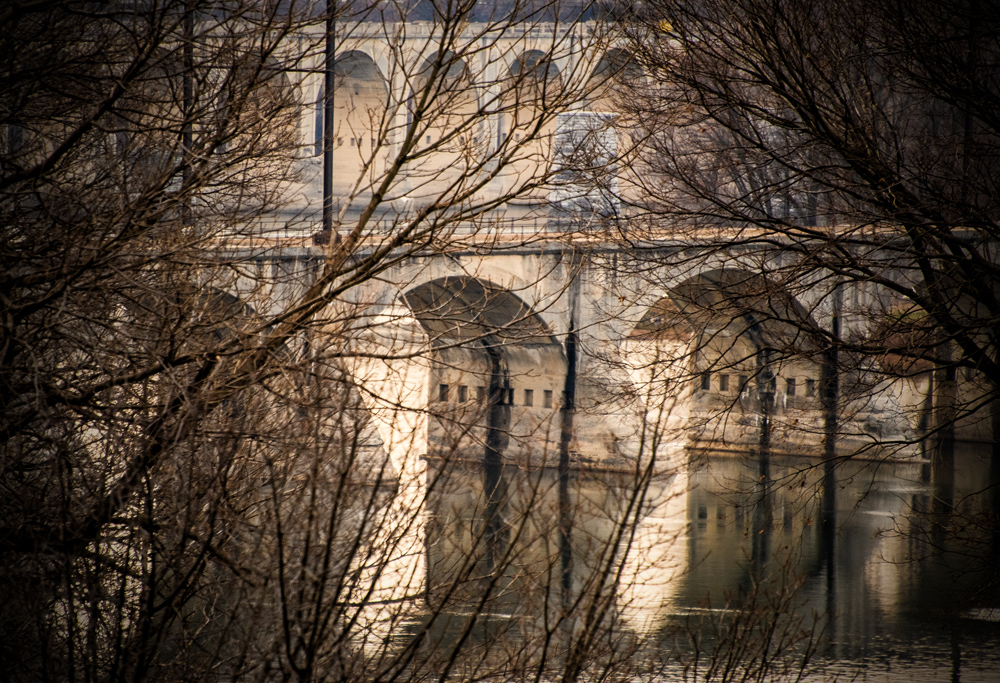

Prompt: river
[411,445,1000,681]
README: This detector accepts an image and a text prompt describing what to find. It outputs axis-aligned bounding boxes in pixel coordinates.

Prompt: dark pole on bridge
[319,0,336,244]
[756,346,773,462]
[822,285,841,463]
[932,338,957,515]
[181,2,193,230]
[558,270,581,607]
[482,344,511,574]
[558,324,577,603]
[752,344,773,569]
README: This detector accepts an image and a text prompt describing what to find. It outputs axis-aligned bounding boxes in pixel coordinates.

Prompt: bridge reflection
[368,447,1000,680]
[423,458,686,629]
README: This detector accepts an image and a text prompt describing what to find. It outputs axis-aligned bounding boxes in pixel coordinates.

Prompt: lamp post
[321,2,336,243]
[314,1,336,246]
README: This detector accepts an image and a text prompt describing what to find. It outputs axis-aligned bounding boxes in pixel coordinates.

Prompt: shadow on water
[401,446,1000,681]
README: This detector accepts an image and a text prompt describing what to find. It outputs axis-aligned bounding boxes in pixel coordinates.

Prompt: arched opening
[401,276,563,462]
[394,277,565,606]
[403,276,555,345]
[405,53,480,199]
[191,289,392,467]
[499,51,563,201]
[626,269,824,453]
[212,56,299,162]
[575,49,643,211]
[399,277,652,613]
[585,48,642,113]
[317,51,388,192]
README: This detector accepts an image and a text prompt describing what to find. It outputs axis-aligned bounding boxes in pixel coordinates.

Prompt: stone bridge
[184,10,982,634]
[205,225,951,633]
[216,228,932,484]
[214,15,953,479]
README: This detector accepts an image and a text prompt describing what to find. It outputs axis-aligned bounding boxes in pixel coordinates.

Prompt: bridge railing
[222,212,558,240]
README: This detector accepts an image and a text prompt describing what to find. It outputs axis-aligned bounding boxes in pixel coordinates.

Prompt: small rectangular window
[458,385,468,403]
[515,133,521,140]
[719,374,730,391]
[350,138,355,146]
[337,137,343,146]
[739,375,749,393]
[477,386,486,402]
[507,388,515,405]
[426,135,431,144]
[524,389,534,406]
[438,384,449,402]
[700,372,711,391]
[544,389,553,408]
[806,378,816,397]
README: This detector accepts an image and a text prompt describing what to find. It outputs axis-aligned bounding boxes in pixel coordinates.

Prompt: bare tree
[0,1,749,681]
[607,0,1000,608]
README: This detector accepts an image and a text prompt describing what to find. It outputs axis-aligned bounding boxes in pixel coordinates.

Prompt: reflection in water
[412,446,1000,681]
[423,459,685,624]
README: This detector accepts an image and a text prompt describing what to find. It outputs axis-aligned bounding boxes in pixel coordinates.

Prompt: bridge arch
[196,286,395,462]
[498,50,562,200]
[509,50,562,84]
[624,268,826,453]
[585,48,643,113]
[315,50,388,189]
[411,52,477,110]
[399,276,565,463]
[402,275,557,345]
[405,53,481,198]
